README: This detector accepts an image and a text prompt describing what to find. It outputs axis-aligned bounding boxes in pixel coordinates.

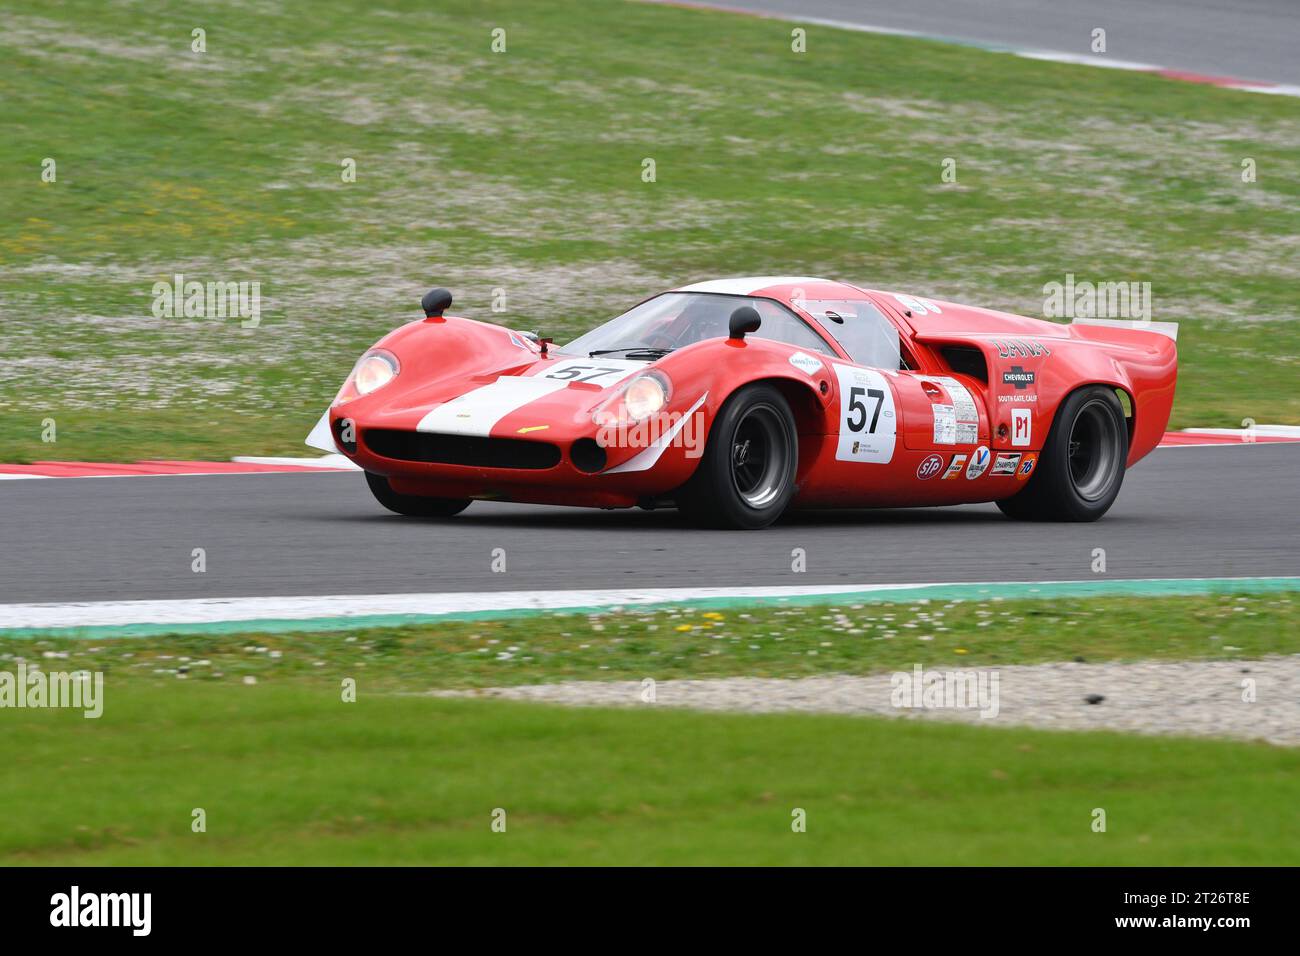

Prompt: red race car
[307,277,1177,529]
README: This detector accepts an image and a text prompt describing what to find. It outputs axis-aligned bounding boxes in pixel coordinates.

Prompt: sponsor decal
[965,445,991,479]
[942,454,967,479]
[991,339,1050,359]
[932,403,956,445]
[934,377,979,421]
[1011,408,1032,447]
[991,452,1022,476]
[893,293,941,315]
[1017,454,1037,480]
[917,453,945,480]
[1002,366,1035,389]
[788,351,823,376]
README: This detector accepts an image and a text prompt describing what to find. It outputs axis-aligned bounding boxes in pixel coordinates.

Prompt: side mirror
[728,306,761,341]
[421,287,453,318]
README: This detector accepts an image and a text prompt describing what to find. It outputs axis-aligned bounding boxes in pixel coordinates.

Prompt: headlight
[623,374,668,420]
[353,350,399,396]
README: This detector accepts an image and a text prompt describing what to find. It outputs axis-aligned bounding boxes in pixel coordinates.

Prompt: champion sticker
[992,452,1022,476]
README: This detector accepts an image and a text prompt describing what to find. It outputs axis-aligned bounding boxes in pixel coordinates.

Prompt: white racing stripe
[416,361,647,437]
[416,376,572,436]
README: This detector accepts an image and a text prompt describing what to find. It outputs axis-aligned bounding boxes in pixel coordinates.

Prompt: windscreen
[564,292,836,356]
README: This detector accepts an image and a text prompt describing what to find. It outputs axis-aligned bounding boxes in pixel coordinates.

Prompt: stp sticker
[834,365,897,464]
[942,454,967,479]
[917,453,945,480]
[992,452,1022,476]
[1017,454,1037,480]
[1011,408,1032,447]
[965,446,991,479]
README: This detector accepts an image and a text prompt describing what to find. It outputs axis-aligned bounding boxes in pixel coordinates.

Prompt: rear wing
[1071,317,1179,341]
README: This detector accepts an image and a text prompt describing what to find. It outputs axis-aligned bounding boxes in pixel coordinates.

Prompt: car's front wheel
[364,472,472,518]
[676,384,799,530]
[997,385,1128,522]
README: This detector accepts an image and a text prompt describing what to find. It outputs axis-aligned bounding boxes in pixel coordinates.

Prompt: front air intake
[364,430,561,469]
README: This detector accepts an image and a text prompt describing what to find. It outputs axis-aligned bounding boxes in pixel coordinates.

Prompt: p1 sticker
[1011,408,1032,447]
[965,445,991,479]
[917,453,944,480]
[1016,454,1037,480]
[834,364,897,464]
[942,454,967,479]
[992,452,1022,476]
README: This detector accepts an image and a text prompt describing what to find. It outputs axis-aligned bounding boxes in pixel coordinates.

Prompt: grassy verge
[4,592,1296,865]
[3,686,1298,865]
[8,592,1296,692]
[1,0,1297,462]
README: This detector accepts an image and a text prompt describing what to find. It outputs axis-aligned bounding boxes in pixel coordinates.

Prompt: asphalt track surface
[1,445,1294,605]
[717,0,1300,85]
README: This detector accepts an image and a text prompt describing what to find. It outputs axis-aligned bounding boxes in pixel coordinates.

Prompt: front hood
[344,353,651,438]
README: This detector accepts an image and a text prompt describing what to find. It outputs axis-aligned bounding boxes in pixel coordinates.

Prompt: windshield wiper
[588,346,674,358]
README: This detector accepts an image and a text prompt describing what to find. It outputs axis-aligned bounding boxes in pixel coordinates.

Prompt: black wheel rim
[1067,399,1121,501]
[729,403,789,508]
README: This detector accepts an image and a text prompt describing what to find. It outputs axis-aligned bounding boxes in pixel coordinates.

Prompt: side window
[805,300,902,369]
[750,299,837,356]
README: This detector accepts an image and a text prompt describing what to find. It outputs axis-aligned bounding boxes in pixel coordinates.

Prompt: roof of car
[675,276,843,296]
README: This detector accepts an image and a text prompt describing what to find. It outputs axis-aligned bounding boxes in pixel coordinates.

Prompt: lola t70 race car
[307,277,1177,529]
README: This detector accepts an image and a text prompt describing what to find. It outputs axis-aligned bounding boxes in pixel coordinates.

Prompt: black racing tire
[364,471,472,518]
[997,386,1128,522]
[676,384,799,530]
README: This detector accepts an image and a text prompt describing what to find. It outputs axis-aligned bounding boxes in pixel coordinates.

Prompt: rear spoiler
[1071,317,1179,342]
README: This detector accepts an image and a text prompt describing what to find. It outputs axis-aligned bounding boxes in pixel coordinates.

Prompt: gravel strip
[440,656,1300,746]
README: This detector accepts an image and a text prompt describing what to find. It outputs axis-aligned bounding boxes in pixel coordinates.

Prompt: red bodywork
[322,279,1177,510]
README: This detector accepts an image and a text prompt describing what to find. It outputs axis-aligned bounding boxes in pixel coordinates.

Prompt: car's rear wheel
[676,384,798,529]
[364,471,472,517]
[997,386,1128,522]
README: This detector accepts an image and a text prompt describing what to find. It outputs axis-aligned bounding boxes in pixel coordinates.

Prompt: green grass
[4,592,1296,864]
[1,0,1297,462]
[8,592,1295,692]
[3,686,1297,865]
